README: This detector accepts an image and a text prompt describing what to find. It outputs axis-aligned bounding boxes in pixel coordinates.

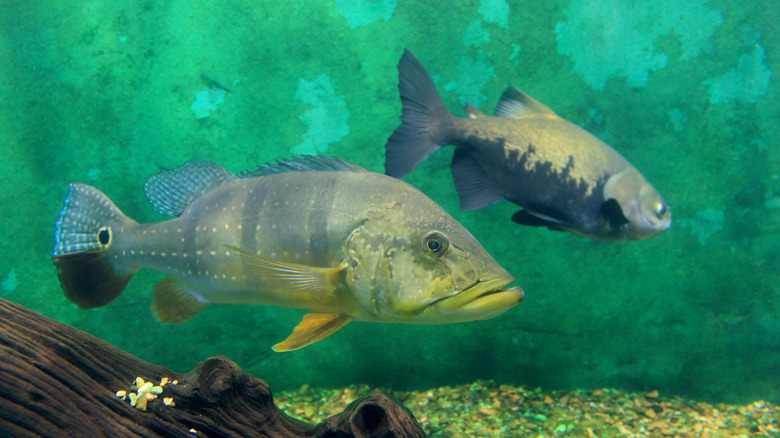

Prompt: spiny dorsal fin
[273,312,352,352]
[494,87,557,119]
[144,161,237,217]
[151,278,210,324]
[239,155,367,178]
[465,103,487,119]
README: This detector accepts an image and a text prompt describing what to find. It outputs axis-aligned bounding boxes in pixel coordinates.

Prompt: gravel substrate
[275,380,779,437]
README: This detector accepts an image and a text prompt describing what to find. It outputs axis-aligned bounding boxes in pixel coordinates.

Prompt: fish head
[343,200,523,324]
[603,168,672,240]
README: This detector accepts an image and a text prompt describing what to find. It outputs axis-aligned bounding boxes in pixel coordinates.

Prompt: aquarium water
[0,0,778,429]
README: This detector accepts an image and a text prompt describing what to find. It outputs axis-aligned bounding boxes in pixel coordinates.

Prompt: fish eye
[655,202,668,218]
[97,227,111,246]
[422,231,449,257]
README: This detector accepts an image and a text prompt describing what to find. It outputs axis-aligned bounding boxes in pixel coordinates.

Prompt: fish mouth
[429,274,524,321]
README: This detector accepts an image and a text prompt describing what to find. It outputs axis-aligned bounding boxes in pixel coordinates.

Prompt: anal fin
[273,312,352,352]
[152,278,209,324]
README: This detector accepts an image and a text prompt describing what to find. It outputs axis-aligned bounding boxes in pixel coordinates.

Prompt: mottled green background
[1,0,778,404]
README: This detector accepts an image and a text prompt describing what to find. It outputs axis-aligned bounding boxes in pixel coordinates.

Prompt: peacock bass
[52,156,523,351]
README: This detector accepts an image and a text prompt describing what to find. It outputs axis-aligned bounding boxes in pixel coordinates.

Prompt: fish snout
[633,202,671,239]
[428,274,523,322]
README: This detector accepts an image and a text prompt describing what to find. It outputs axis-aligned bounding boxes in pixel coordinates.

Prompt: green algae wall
[1,0,778,404]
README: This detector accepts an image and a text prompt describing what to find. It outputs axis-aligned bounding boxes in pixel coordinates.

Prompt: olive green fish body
[114,172,369,310]
[53,157,523,351]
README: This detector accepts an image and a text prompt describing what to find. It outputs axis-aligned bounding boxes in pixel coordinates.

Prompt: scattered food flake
[135,395,149,411]
[188,429,198,435]
[138,382,153,395]
[163,397,175,406]
[117,377,173,411]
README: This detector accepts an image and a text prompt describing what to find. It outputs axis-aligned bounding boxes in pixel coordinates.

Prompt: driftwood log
[0,298,425,437]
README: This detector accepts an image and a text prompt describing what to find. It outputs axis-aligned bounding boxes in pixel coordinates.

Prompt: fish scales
[386,49,671,240]
[52,156,524,351]
[118,172,379,308]
[446,116,631,229]
[449,118,624,192]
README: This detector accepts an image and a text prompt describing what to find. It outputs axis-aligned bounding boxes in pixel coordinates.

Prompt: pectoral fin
[511,208,569,231]
[600,198,630,230]
[273,312,352,352]
[224,245,345,296]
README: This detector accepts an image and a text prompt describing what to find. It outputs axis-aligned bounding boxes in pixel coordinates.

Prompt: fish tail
[385,49,453,178]
[52,183,138,309]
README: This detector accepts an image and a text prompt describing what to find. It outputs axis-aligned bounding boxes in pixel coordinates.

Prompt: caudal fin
[384,49,453,178]
[52,183,137,309]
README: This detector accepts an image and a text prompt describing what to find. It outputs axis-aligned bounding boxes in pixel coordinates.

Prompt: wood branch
[0,298,425,437]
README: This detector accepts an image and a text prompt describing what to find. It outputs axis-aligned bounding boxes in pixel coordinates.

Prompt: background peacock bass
[52,156,523,351]
[384,49,671,241]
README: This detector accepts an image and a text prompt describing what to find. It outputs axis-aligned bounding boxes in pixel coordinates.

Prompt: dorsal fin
[494,87,557,119]
[239,155,367,178]
[465,103,487,119]
[144,161,237,217]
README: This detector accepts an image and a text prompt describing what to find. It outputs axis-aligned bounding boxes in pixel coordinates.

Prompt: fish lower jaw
[428,275,524,322]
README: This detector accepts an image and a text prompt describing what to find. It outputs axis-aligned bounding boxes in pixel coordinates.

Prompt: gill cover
[603,169,671,239]
[344,217,475,322]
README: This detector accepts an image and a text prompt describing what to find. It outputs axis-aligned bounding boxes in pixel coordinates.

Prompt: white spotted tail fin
[53,183,138,309]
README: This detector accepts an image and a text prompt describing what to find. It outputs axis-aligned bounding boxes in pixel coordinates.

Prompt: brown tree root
[0,298,425,437]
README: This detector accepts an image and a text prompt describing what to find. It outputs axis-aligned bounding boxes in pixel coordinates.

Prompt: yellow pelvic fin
[151,278,209,324]
[224,245,345,295]
[273,312,352,352]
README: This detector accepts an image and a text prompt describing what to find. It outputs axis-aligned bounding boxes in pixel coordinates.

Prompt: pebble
[273,380,779,437]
